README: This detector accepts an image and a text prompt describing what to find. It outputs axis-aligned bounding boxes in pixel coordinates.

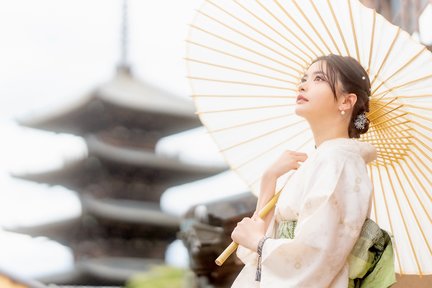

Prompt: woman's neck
[308,117,349,147]
[309,122,349,148]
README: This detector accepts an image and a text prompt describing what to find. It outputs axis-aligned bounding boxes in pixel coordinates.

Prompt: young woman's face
[294,61,340,121]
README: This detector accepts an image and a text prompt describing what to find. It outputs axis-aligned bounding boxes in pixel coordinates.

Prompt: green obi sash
[276,218,396,288]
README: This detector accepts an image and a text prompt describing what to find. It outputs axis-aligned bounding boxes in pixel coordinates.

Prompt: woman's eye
[300,77,307,83]
[314,76,323,81]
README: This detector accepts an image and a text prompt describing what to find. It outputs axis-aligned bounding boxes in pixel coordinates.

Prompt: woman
[230,55,396,287]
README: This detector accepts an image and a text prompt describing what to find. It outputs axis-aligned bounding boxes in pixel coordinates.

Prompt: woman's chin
[294,106,307,117]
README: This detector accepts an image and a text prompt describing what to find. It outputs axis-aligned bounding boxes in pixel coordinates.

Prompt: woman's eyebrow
[312,71,326,76]
[302,71,326,78]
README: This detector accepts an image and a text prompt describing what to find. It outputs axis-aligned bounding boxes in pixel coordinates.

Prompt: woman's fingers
[293,153,308,161]
[265,150,308,178]
[291,153,308,170]
[252,211,259,220]
[238,217,252,225]
[282,151,307,162]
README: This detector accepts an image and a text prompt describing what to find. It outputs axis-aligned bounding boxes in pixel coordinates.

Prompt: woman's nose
[298,81,306,92]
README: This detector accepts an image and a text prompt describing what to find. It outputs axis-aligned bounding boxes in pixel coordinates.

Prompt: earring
[340,110,346,116]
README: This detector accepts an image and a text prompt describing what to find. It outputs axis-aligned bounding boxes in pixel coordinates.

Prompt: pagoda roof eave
[77,257,165,283]
[17,72,198,130]
[86,135,227,173]
[12,135,227,184]
[82,194,180,228]
[3,217,81,241]
[10,157,87,185]
[97,71,196,117]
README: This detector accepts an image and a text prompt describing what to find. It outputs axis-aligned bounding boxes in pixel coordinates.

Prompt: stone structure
[179,192,256,288]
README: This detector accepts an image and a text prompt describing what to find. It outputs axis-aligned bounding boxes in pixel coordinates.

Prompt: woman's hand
[231,213,266,252]
[264,150,308,179]
[232,151,308,251]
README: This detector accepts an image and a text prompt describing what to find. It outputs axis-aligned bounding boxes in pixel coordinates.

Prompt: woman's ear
[338,93,357,111]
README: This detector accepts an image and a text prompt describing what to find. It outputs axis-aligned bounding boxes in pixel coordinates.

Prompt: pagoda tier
[81,194,180,227]
[76,257,166,285]
[6,195,179,279]
[18,71,201,148]
[71,215,177,260]
[37,257,166,286]
[13,135,226,202]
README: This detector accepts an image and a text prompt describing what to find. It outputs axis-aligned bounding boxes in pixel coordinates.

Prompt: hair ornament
[354,112,368,130]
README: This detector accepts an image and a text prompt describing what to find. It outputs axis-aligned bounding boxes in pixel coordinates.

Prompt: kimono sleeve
[259,153,372,287]
[236,245,258,265]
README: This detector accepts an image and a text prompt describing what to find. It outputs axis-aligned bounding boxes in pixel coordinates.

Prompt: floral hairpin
[354,112,368,130]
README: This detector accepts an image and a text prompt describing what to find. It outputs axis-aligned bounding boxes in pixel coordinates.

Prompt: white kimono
[232,138,377,288]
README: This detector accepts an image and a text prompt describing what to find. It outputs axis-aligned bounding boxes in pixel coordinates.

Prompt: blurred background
[0,1,431,287]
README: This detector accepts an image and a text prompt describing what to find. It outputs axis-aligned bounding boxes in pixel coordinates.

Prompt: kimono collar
[315,137,377,164]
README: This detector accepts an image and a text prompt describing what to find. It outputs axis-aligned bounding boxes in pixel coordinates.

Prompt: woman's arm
[256,172,278,230]
[257,151,308,229]
[232,151,308,252]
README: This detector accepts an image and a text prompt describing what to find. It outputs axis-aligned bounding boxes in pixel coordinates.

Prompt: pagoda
[11,1,226,284]
[13,70,226,285]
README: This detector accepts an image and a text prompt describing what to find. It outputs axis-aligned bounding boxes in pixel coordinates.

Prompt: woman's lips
[296,95,309,103]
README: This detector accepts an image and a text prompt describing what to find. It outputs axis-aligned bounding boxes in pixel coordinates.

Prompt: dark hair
[311,54,371,138]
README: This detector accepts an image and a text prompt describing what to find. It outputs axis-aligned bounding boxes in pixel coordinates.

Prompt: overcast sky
[0,0,203,120]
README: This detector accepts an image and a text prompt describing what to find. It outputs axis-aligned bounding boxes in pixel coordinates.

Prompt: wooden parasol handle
[215,192,281,266]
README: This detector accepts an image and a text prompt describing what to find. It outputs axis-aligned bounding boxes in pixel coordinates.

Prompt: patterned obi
[276,219,297,239]
[275,218,397,288]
